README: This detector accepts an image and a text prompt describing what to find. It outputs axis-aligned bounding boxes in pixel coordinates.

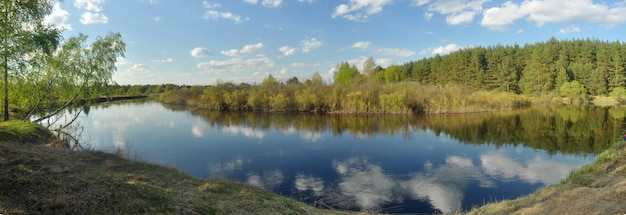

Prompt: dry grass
[0,121,356,215]
[466,141,626,215]
[592,96,618,106]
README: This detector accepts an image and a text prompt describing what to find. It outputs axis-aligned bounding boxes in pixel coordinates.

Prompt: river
[76,101,620,213]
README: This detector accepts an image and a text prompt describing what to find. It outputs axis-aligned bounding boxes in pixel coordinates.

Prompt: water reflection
[79,102,625,213]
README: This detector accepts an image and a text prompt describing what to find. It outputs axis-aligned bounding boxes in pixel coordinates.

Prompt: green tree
[26,33,125,122]
[2,0,61,121]
[333,62,358,85]
[363,56,375,77]
[560,81,588,103]
[609,87,626,104]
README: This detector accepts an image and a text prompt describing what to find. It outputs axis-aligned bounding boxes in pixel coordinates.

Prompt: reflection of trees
[171,104,621,154]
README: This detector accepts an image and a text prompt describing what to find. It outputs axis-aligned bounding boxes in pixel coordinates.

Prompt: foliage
[333,62,358,85]
[1,0,125,122]
[609,87,626,104]
[1,0,61,121]
[559,81,588,103]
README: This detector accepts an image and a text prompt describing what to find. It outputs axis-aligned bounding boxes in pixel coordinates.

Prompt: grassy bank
[467,140,626,214]
[0,121,353,215]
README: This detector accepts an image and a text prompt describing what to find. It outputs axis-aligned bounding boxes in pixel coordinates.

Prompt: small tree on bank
[560,81,588,104]
[1,0,125,122]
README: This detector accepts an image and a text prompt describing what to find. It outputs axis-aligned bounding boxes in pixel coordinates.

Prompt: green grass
[0,122,357,215]
[0,121,53,144]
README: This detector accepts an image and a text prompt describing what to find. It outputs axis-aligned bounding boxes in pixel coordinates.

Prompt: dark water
[78,101,623,213]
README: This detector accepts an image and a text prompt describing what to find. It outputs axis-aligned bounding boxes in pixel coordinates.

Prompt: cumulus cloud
[332,0,393,22]
[197,55,275,75]
[415,0,487,25]
[377,48,416,57]
[278,46,296,56]
[74,0,105,12]
[420,44,463,55]
[190,47,212,58]
[351,41,371,50]
[80,12,108,24]
[203,1,249,24]
[558,25,581,34]
[481,0,626,31]
[298,0,315,3]
[244,0,257,4]
[300,38,322,53]
[45,3,72,30]
[220,43,264,57]
[75,0,108,25]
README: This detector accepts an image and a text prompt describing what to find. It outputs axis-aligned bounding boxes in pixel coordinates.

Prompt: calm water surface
[77,101,619,213]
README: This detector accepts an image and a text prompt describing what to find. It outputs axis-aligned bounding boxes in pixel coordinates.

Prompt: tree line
[370,37,626,97]
[160,38,626,114]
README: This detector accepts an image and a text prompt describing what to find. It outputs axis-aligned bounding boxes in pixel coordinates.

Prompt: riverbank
[0,121,353,215]
[467,140,626,214]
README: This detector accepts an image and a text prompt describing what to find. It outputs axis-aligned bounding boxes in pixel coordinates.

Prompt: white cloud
[203,11,249,24]
[243,0,257,4]
[377,48,416,58]
[221,43,264,57]
[190,47,212,58]
[445,10,476,25]
[421,44,463,55]
[414,0,487,25]
[75,0,108,25]
[153,16,161,22]
[262,0,283,8]
[558,25,581,34]
[480,1,525,31]
[332,0,393,22]
[290,62,305,67]
[278,46,296,56]
[413,0,430,6]
[80,12,108,24]
[300,38,322,53]
[203,1,249,24]
[115,57,131,67]
[351,41,371,50]
[74,0,106,12]
[45,3,72,30]
[197,55,275,74]
[122,64,152,76]
[298,0,315,3]
[149,0,160,4]
[481,0,626,31]
[424,11,433,20]
[203,1,221,9]
[152,58,176,63]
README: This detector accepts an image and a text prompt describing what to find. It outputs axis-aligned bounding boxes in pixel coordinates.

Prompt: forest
[158,38,626,114]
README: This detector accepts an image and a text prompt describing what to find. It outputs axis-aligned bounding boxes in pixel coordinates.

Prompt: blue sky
[44,0,626,85]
